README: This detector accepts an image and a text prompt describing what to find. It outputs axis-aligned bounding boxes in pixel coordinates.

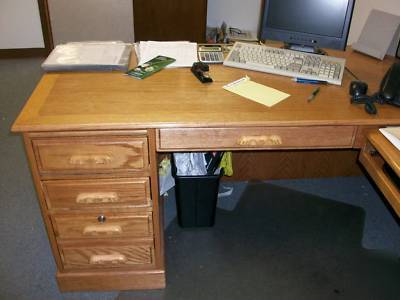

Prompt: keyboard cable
[345,66,360,80]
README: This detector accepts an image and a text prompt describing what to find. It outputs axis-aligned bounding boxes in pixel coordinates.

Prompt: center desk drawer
[158,126,356,150]
[52,212,153,239]
[42,178,151,209]
[32,136,149,174]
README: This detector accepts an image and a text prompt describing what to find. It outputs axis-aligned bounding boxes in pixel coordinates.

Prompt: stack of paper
[380,127,400,151]
[42,41,131,71]
[136,41,198,68]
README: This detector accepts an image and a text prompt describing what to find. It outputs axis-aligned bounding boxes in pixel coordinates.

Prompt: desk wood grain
[11,48,400,133]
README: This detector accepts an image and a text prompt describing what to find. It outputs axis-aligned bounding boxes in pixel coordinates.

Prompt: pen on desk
[308,87,320,102]
[292,78,327,84]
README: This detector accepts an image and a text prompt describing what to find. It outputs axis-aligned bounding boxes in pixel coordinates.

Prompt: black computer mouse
[364,101,377,115]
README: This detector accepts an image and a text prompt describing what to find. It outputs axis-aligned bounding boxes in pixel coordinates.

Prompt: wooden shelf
[359,130,400,216]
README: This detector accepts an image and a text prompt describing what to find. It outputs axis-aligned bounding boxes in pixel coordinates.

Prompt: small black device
[349,63,400,114]
[378,63,400,106]
[349,80,377,114]
[349,80,368,98]
[191,62,213,83]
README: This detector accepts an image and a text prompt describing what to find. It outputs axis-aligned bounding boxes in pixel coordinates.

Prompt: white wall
[207,0,400,46]
[2,0,399,50]
[0,0,44,49]
[207,0,263,33]
[48,0,134,46]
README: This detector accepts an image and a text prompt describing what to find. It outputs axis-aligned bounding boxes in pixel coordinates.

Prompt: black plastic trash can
[172,159,223,228]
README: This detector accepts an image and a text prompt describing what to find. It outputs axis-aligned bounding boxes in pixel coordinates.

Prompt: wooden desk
[12,47,400,291]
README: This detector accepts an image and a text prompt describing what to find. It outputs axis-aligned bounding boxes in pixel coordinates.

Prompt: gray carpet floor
[1,58,399,300]
[136,182,399,300]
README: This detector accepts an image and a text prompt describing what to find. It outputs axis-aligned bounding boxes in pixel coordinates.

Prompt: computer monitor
[260,0,355,54]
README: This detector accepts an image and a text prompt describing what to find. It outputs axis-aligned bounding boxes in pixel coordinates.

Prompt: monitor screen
[260,0,355,53]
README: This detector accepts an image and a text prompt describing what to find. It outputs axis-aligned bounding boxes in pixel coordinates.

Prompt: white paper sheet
[138,41,198,68]
[379,127,400,151]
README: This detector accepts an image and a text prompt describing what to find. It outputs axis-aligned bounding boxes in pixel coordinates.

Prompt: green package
[126,55,176,79]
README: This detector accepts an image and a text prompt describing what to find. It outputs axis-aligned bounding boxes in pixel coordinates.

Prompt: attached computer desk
[11,45,400,291]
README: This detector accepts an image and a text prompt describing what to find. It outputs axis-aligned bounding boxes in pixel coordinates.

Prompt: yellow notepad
[223,76,290,107]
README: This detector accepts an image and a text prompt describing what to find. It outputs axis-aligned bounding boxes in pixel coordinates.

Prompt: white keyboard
[223,42,346,85]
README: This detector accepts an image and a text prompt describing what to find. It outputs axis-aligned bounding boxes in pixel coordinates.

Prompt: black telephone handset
[378,62,400,107]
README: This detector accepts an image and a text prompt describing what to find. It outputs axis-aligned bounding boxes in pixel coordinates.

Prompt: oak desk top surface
[12,46,400,133]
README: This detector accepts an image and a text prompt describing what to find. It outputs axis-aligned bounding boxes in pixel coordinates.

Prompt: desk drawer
[42,178,151,210]
[33,136,149,174]
[158,126,356,150]
[52,212,153,239]
[60,239,155,270]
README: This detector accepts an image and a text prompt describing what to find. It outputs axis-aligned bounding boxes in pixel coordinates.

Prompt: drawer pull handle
[76,192,119,204]
[69,155,113,165]
[83,225,122,235]
[89,254,126,265]
[237,135,282,146]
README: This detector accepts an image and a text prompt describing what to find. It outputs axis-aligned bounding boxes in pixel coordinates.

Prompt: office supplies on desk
[191,62,213,83]
[308,87,320,102]
[293,78,327,85]
[223,42,346,85]
[41,41,131,71]
[223,76,290,107]
[126,55,176,79]
[226,27,258,43]
[198,45,224,64]
[137,41,197,68]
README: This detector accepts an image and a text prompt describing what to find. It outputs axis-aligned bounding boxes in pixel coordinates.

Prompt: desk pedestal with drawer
[23,130,165,291]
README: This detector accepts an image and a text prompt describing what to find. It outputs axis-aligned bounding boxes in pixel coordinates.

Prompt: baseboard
[57,269,166,291]
[0,48,49,59]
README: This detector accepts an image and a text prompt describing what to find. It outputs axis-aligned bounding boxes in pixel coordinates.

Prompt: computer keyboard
[223,42,346,85]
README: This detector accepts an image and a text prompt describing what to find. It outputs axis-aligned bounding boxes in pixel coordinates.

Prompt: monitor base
[284,43,327,55]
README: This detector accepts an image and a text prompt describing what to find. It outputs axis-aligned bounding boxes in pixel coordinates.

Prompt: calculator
[198,45,224,64]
